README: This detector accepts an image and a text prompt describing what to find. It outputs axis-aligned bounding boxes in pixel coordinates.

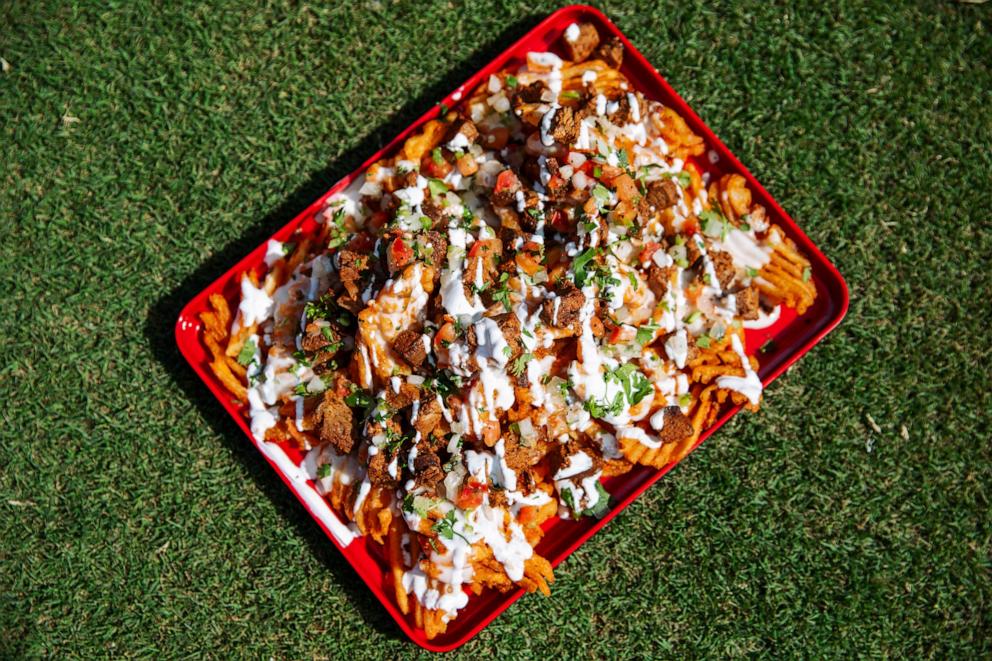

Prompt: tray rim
[175,4,849,652]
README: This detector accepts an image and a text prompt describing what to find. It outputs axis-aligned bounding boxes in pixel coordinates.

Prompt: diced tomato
[421,155,452,179]
[389,236,414,265]
[640,241,663,265]
[493,169,520,196]
[607,326,625,345]
[456,478,487,509]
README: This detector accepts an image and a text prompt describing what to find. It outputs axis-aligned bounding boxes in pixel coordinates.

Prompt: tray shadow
[144,14,542,644]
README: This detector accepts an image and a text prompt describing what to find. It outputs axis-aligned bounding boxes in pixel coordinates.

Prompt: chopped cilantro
[584,392,626,419]
[438,103,449,116]
[683,310,701,324]
[236,338,257,366]
[678,393,692,407]
[635,322,659,346]
[292,350,310,367]
[427,177,448,197]
[490,272,512,311]
[431,148,444,167]
[696,335,711,349]
[571,247,600,287]
[561,90,581,100]
[591,183,611,207]
[293,382,310,397]
[746,266,760,278]
[317,464,332,479]
[345,387,373,409]
[617,149,629,168]
[505,74,518,88]
[432,509,470,542]
[606,363,653,407]
[802,266,811,282]
[510,352,534,377]
[327,207,350,249]
[627,271,638,290]
[281,241,296,255]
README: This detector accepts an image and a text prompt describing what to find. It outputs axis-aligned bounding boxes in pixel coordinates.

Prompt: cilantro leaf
[236,338,257,366]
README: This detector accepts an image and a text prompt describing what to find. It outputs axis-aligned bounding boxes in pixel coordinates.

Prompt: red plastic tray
[176,4,848,652]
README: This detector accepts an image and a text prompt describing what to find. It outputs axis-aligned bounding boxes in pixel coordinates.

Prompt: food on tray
[199,21,816,639]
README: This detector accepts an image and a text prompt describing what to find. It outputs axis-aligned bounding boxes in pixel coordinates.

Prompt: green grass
[2,0,990,657]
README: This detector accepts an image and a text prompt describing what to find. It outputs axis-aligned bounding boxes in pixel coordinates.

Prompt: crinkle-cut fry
[692,363,746,384]
[284,236,312,277]
[207,293,231,330]
[353,485,392,544]
[424,607,446,640]
[601,456,634,478]
[652,106,705,159]
[283,420,317,451]
[617,431,678,469]
[209,357,246,402]
[520,555,555,596]
[387,517,410,615]
[400,118,449,163]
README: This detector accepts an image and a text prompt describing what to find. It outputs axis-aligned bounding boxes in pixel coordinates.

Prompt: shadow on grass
[144,15,542,644]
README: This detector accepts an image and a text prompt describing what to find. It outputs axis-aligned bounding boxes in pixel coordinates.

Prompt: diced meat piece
[736,285,760,320]
[657,406,694,445]
[300,321,341,354]
[418,230,447,272]
[337,249,369,299]
[647,264,675,298]
[315,392,357,455]
[413,396,444,440]
[420,195,447,227]
[516,191,543,232]
[550,105,578,146]
[710,250,736,290]
[489,487,508,509]
[391,328,429,367]
[384,381,420,410]
[643,179,679,211]
[367,450,398,488]
[496,313,523,361]
[300,321,343,369]
[594,36,624,68]
[446,118,479,148]
[413,445,445,488]
[541,280,586,329]
[607,94,631,125]
[512,80,547,106]
[502,433,545,472]
[685,237,702,268]
[562,22,601,63]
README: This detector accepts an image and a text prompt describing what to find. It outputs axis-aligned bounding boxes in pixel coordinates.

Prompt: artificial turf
[2,0,990,657]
